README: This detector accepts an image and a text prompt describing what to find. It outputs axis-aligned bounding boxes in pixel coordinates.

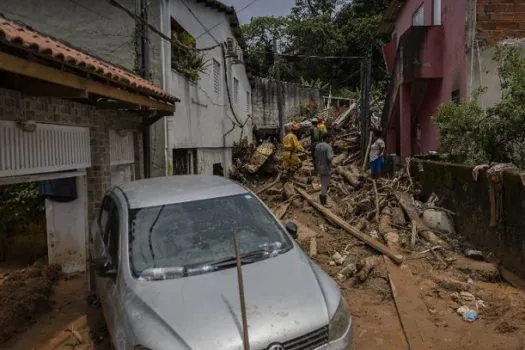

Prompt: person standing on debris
[369,128,385,178]
[281,122,305,177]
[317,116,328,134]
[315,132,334,207]
[310,118,321,169]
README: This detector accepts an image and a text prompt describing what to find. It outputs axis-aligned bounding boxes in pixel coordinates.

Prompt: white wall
[45,176,88,274]
[150,0,251,177]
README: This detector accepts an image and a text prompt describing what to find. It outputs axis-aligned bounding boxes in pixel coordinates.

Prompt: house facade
[2,0,252,177]
[149,0,252,177]
[379,0,525,160]
[0,13,176,274]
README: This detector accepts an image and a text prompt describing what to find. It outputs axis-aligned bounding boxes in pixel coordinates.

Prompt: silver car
[89,176,352,350]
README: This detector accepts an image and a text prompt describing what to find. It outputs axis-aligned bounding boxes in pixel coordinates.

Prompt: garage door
[0,121,91,178]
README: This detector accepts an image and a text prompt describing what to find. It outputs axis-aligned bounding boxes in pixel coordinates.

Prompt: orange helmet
[291,122,300,132]
[317,116,325,123]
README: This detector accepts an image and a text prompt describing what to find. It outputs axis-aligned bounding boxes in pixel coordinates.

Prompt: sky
[221,0,295,24]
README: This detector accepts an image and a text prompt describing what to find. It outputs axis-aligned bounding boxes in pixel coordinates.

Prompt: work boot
[319,194,332,208]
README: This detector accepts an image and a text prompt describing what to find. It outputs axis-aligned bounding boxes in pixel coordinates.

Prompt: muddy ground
[2,188,525,349]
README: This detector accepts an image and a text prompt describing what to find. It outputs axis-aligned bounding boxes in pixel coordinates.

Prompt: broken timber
[255,172,282,195]
[394,191,448,247]
[296,187,404,264]
[335,166,361,188]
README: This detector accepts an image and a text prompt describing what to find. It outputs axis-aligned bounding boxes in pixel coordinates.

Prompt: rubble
[228,100,525,348]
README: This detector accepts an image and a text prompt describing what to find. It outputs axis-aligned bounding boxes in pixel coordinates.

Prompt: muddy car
[89,176,352,350]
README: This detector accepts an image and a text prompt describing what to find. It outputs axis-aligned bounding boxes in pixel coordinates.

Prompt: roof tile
[0,14,177,103]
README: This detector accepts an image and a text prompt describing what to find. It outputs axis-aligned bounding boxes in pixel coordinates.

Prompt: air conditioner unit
[226,37,236,58]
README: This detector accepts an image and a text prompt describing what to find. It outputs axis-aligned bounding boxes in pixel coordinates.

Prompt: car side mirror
[284,222,298,239]
[91,256,117,278]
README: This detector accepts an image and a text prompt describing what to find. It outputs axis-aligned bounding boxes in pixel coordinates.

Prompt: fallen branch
[362,131,373,173]
[394,191,448,247]
[255,172,282,195]
[335,167,361,188]
[373,180,380,223]
[296,187,404,264]
[410,220,418,248]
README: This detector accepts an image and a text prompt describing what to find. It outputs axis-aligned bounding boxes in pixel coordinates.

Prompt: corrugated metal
[109,129,135,165]
[0,121,91,177]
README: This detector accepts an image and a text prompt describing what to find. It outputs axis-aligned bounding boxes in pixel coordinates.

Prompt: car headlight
[134,346,152,350]
[328,296,350,341]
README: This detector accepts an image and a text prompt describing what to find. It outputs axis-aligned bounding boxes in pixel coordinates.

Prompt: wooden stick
[408,221,417,248]
[232,231,250,350]
[362,131,374,173]
[255,172,282,195]
[373,180,380,223]
[296,187,404,264]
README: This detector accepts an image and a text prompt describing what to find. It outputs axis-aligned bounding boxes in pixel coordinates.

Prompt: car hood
[127,247,340,350]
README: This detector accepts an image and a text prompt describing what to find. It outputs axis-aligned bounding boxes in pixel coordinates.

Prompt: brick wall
[476,0,525,44]
[0,87,144,222]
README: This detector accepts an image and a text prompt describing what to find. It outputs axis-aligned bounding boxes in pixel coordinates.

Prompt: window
[99,197,113,245]
[213,59,221,95]
[433,0,441,25]
[452,89,460,105]
[106,205,120,268]
[246,91,251,114]
[173,148,198,175]
[128,194,293,277]
[412,5,424,26]
[233,77,239,105]
[170,18,197,76]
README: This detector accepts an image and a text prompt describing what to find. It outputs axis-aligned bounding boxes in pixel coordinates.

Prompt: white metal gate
[0,121,91,178]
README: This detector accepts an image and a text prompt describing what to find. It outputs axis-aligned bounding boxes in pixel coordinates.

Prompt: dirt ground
[2,190,525,349]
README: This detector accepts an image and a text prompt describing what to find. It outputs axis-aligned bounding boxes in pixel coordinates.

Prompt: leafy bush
[434,46,525,167]
[0,183,44,234]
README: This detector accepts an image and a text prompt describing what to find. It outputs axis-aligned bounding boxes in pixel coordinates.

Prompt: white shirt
[370,138,385,162]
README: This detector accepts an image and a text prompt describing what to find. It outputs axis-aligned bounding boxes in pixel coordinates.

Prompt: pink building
[379,0,525,160]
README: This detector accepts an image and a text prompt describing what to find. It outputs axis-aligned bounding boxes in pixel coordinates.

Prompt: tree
[242,0,390,93]
[434,46,525,167]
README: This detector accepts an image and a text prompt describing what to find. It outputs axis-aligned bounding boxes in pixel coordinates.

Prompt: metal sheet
[0,121,91,177]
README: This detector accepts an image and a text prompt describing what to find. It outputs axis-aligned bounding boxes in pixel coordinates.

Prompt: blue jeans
[370,156,384,175]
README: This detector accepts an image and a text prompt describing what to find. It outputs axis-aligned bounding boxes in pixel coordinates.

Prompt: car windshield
[129,193,292,279]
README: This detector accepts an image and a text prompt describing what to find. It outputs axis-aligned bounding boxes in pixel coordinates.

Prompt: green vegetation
[241,0,390,94]
[434,46,525,167]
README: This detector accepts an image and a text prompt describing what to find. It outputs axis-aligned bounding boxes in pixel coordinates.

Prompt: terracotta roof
[0,13,177,103]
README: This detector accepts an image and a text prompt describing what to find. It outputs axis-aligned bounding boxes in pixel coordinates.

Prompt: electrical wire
[107,0,221,52]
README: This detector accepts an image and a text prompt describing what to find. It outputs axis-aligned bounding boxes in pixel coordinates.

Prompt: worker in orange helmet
[281,122,305,177]
[317,115,328,134]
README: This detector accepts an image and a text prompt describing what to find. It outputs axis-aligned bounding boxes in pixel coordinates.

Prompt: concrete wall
[466,0,525,107]
[149,0,252,177]
[251,77,323,127]
[412,159,525,282]
[0,0,138,74]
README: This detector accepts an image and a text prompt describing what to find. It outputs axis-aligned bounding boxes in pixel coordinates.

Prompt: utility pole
[274,39,285,141]
[360,49,373,159]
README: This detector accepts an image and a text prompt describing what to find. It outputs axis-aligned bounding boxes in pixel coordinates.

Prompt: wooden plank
[296,187,404,264]
[384,256,431,350]
[0,51,175,112]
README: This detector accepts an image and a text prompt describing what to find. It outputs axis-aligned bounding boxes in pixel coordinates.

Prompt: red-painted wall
[387,0,466,153]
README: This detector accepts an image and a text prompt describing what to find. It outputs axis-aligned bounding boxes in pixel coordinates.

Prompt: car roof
[114,175,249,209]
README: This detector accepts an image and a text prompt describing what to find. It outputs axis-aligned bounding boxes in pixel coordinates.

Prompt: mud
[0,264,61,343]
